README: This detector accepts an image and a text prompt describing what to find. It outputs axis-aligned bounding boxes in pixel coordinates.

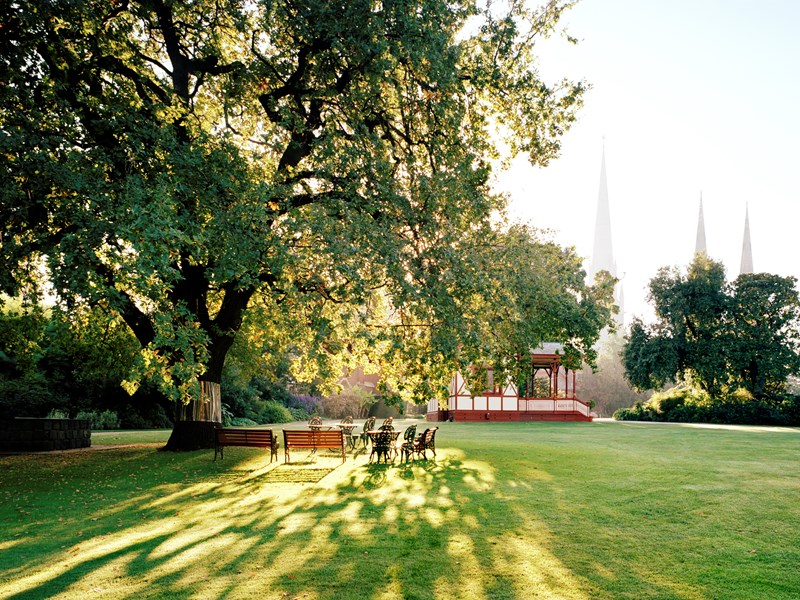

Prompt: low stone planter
[0,418,91,452]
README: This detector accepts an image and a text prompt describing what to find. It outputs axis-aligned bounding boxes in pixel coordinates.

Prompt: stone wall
[0,418,91,452]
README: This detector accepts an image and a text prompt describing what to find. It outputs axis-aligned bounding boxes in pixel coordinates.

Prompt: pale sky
[496,0,800,325]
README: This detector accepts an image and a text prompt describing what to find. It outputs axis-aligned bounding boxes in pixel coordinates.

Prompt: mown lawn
[1,420,798,599]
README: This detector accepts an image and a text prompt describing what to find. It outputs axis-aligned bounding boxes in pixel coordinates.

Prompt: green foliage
[0,302,47,377]
[0,0,591,416]
[727,273,800,396]
[75,410,121,430]
[45,409,69,420]
[440,224,617,399]
[257,401,294,425]
[613,385,799,426]
[624,254,800,399]
[118,402,173,429]
[485,226,616,373]
[220,371,304,424]
[0,375,62,420]
[646,387,709,422]
[0,303,171,427]
[622,319,680,392]
[612,403,652,422]
[287,407,311,422]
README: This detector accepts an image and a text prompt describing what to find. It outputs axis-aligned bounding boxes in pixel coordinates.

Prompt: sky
[495,0,800,324]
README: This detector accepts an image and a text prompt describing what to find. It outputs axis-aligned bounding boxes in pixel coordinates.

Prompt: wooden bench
[283,429,346,463]
[214,428,278,462]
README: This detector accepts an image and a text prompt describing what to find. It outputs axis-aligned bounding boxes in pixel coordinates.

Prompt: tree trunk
[160,280,253,451]
[162,380,222,451]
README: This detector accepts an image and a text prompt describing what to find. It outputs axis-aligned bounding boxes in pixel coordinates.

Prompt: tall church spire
[695,193,707,255]
[740,204,753,274]
[590,141,623,327]
[591,142,616,280]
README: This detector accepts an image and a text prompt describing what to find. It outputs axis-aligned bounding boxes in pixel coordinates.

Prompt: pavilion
[426,344,592,422]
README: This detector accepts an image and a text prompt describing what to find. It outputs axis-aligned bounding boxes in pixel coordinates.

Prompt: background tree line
[0,297,388,427]
[618,254,800,425]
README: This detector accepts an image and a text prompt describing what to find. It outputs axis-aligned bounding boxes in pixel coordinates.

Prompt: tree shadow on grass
[0,441,721,600]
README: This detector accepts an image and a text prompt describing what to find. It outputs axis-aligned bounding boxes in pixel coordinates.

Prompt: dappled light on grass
[489,535,587,600]
[1,422,799,598]
[0,443,583,599]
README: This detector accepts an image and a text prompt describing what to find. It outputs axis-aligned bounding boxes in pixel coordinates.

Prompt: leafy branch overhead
[0,0,600,401]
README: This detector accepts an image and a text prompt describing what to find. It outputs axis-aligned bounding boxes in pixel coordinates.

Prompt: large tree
[625,254,729,395]
[1,0,590,448]
[460,223,616,388]
[624,254,800,398]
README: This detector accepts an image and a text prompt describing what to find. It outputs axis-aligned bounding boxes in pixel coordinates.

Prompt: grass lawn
[1,420,798,599]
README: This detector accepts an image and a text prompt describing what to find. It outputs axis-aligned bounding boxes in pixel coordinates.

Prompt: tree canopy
[624,254,800,398]
[1,0,611,445]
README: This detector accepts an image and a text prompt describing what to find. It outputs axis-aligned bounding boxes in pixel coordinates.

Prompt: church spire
[695,193,707,256]
[591,141,616,280]
[590,141,623,327]
[740,204,753,274]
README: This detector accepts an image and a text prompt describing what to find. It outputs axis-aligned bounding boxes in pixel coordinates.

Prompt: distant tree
[727,273,800,397]
[0,301,47,379]
[622,318,680,392]
[0,301,167,422]
[625,254,728,395]
[624,255,800,399]
[386,223,617,400]
[474,224,616,385]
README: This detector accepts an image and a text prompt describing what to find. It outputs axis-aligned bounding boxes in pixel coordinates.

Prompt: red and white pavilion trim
[426,348,592,422]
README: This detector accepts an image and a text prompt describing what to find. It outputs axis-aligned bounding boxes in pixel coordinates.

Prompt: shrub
[646,387,709,422]
[776,395,800,425]
[257,400,293,424]
[613,403,652,421]
[121,412,150,429]
[665,402,699,422]
[288,407,310,422]
[117,402,172,429]
[250,377,296,406]
[220,374,261,421]
[611,407,633,420]
[0,375,65,419]
[614,385,800,426]
[230,417,258,427]
[75,410,121,430]
[221,373,307,421]
[221,403,234,426]
[291,394,323,415]
[648,391,684,420]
